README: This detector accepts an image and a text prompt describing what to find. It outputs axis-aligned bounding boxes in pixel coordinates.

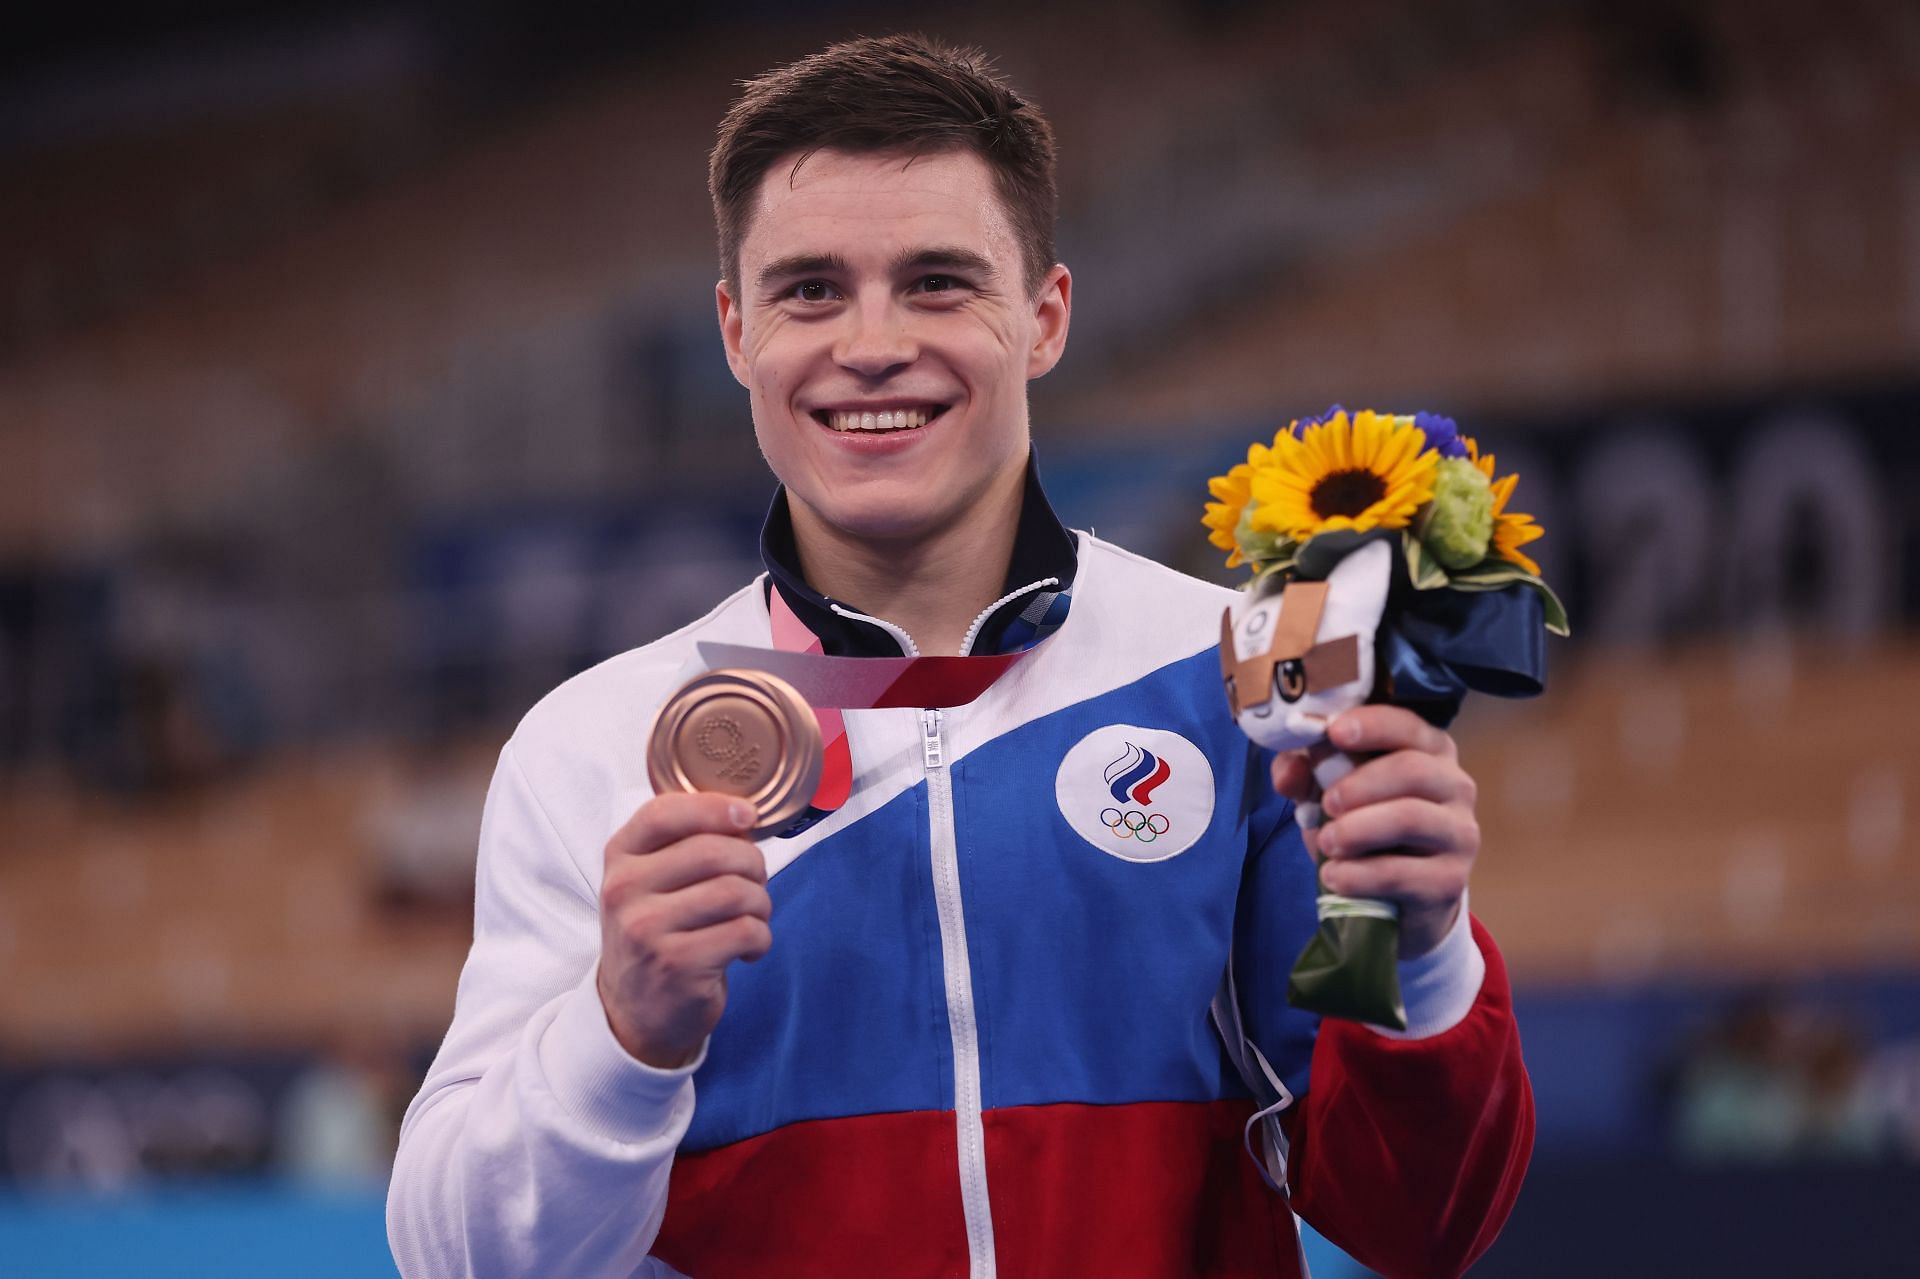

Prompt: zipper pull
[921,708,945,770]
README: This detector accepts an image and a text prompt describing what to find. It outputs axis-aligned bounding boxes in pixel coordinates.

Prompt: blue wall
[1514,971,1920,1153]
[0,1186,1371,1279]
[0,1188,397,1279]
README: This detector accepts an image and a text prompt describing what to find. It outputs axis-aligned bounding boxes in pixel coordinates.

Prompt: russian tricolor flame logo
[1103,742,1172,806]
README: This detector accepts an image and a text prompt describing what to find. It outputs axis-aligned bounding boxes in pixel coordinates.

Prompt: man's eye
[791,280,835,303]
[916,275,964,294]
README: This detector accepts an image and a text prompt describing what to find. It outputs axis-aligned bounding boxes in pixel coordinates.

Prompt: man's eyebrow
[756,252,849,288]
[892,246,998,278]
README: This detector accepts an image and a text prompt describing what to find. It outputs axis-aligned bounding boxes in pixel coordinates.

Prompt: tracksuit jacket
[387,462,1534,1278]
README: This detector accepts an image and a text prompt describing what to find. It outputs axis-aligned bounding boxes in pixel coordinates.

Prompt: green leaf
[1532,579,1571,636]
[1250,560,1294,594]
[1241,536,1300,585]
[1445,559,1528,587]
[1402,531,1451,590]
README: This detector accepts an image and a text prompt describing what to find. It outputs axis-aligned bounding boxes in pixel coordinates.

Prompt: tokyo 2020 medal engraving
[646,669,823,838]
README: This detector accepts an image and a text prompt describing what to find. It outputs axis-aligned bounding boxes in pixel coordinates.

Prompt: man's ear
[1026,263,1072,380]
[716,279,749,388]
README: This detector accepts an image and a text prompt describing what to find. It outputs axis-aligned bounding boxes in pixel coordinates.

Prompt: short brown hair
[709,34,1058,293]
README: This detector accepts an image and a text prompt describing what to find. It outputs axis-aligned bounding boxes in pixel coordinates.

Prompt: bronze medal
[646,669,823,838]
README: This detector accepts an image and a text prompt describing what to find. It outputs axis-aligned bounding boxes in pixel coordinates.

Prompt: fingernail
[1322,789,1344,818]
[1332,718,1357,747]
[728,800,755,829]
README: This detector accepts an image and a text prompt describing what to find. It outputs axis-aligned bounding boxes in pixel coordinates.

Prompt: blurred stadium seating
[2,1,1917,1274]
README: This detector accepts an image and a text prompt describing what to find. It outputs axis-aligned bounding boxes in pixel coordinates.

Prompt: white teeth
[826,407,937,432]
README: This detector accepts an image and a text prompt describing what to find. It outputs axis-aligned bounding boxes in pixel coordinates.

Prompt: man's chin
[783,448,1026,549]
[803,501,948,547]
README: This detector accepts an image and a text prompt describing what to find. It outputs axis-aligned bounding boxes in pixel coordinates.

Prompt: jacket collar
[760,450,1078,658]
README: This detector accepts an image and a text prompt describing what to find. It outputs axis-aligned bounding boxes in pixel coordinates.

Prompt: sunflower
[1250,409,1438,541]
[1202,461,1255,567]
[1202,438,1283,568]
[1463,437,1545,576]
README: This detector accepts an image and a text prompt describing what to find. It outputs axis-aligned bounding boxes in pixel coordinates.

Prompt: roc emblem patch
[1054,724,1215,863]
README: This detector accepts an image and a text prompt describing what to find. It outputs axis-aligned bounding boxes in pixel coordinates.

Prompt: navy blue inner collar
[760,450,1078,657]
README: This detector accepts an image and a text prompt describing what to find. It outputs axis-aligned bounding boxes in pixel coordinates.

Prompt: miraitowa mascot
[1207,409,1565,1031]
[1223,537,1406,1027]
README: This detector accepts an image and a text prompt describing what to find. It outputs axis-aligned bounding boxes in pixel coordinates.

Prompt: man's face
[718,148,1070,548]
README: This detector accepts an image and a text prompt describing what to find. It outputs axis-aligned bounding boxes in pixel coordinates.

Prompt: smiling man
[388,35,1531,1279]
[717,140,1068,658]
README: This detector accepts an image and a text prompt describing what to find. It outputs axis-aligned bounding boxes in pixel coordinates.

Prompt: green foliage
[1421,457,1494,568]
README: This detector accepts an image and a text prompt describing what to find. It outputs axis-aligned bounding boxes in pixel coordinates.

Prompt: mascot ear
[1321,538,1393,641]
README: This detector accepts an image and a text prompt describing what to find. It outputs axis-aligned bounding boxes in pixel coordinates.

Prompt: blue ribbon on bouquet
[1381,583,1547,728]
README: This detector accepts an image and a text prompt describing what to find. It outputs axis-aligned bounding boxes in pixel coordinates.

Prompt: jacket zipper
[828,578,1058,658]
[923,706,996,1276]
[957,577,1059,656]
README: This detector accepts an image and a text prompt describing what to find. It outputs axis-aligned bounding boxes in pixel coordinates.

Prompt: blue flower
[1412,411,1468,458]
[1287,404,1347,438]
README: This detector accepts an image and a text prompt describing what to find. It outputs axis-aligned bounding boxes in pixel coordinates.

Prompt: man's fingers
[1320,851,1469,908]
[1322,751,1474,818]
[1328,705,1453,759]
[1318,797,1478,860]
[609,792,756,860]
[670,915,775,969]
[606,833,767,903]
[1270,752,1319,802]
[641,874,774,934]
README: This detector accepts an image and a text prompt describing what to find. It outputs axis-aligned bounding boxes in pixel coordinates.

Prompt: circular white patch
[1054,724,1216,863]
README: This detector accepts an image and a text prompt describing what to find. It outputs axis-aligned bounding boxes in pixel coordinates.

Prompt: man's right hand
[596,792,774,1069]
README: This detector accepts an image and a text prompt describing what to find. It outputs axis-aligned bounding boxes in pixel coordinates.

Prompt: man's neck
[788,460,1027,657]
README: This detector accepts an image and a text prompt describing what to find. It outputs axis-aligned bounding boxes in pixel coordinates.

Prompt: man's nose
[833,297,916,378]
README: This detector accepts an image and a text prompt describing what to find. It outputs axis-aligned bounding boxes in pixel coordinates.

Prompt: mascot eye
[1277,658,1308,702]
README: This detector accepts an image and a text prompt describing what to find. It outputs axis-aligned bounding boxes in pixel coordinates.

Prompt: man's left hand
[1270,704,1479,960]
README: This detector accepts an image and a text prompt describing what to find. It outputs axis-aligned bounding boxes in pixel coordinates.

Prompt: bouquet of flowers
[1205,408,1566,1029]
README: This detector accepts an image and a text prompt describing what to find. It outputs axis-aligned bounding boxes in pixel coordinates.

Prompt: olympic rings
[1099,807,1171,842]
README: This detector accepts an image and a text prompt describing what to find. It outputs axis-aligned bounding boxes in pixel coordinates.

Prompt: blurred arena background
[2,1,1918,1274]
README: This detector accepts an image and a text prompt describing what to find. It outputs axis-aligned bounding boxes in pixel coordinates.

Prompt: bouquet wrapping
[1206,409,1566,1029]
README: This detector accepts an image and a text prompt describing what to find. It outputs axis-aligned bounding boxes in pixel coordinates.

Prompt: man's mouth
[812,405,949,433]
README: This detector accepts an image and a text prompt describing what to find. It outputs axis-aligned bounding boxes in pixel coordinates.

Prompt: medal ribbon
[710,588,1044,815]
[763,589,854,812]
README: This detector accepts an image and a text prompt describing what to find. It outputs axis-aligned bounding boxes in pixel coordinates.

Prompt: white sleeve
[386,742,701,1279]
[1367,894,1486,1041]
